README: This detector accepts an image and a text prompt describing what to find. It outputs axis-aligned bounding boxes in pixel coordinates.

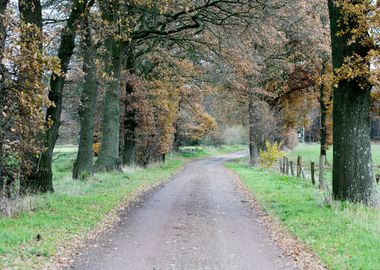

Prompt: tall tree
[328,0,379,205]
[0,0,9,191]
[73,2,98,179]
[94,0,126,172]
[18,0,43,193]
[26,0,89,192]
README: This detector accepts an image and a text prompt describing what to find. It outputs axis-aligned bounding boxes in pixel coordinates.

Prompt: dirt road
[69,152,295,270]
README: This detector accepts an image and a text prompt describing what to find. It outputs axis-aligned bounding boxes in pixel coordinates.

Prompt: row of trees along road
[0,0,379,206]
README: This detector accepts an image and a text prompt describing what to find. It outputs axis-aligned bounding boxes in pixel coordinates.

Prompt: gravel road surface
[69,152,295,270]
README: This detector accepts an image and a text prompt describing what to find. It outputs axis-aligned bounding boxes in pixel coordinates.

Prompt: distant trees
[212,0,330,165]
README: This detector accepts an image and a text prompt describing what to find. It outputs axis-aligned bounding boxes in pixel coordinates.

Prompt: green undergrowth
[226,162,380,270]
[0,145,245,269]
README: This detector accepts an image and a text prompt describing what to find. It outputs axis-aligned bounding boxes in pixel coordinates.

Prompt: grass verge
[286,143,380,190]
[0,145,246,269]
[226,162,380,270]
[177,145,247,158]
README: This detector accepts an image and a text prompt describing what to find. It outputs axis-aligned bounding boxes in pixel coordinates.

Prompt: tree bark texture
[248,92,262,166]
[94,38,125,172]
[94,0,126,172]
[328,0,379,206]
[0,0,9,192]
[73,11,98,179]
[122,80,137,166]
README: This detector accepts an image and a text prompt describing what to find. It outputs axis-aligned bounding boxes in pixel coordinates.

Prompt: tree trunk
[173,100,183,151]
[94,38,125,172]
[249,140,259,166]
[26,0,89,193]
[73,10,98,179]
[122,80,137,166]
[328,0,379,206]
[18,0,44,194]
[248,91,260,166]
[93,0,128,172]
[0,0,9,192]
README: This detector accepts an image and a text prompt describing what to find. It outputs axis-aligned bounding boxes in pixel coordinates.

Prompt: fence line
[278,155,327,189]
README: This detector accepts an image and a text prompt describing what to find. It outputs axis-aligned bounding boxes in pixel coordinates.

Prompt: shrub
[178,146,206,158]
[259,141,284,169]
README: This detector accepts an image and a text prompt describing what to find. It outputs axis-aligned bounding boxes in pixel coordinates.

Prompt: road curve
[69,152,295,270]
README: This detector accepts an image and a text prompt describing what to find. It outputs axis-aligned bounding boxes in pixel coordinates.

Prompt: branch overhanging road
[69,152,295,270]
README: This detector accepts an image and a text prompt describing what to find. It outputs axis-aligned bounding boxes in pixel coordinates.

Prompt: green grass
[227,162,380,270]
[177,145,247,158]
[287,142,380,168]
[286,143,380,188]
[0,145,245,269]
[207,144,247,155]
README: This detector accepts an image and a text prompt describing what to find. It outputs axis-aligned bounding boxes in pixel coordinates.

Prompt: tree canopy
[0,0,379,206]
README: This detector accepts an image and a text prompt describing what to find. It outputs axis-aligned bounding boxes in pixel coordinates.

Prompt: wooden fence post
[311,162,315,185]
[319,155,325,189]
[290,161,294,176]
[297,156,302,177]
[286,158,289,175]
